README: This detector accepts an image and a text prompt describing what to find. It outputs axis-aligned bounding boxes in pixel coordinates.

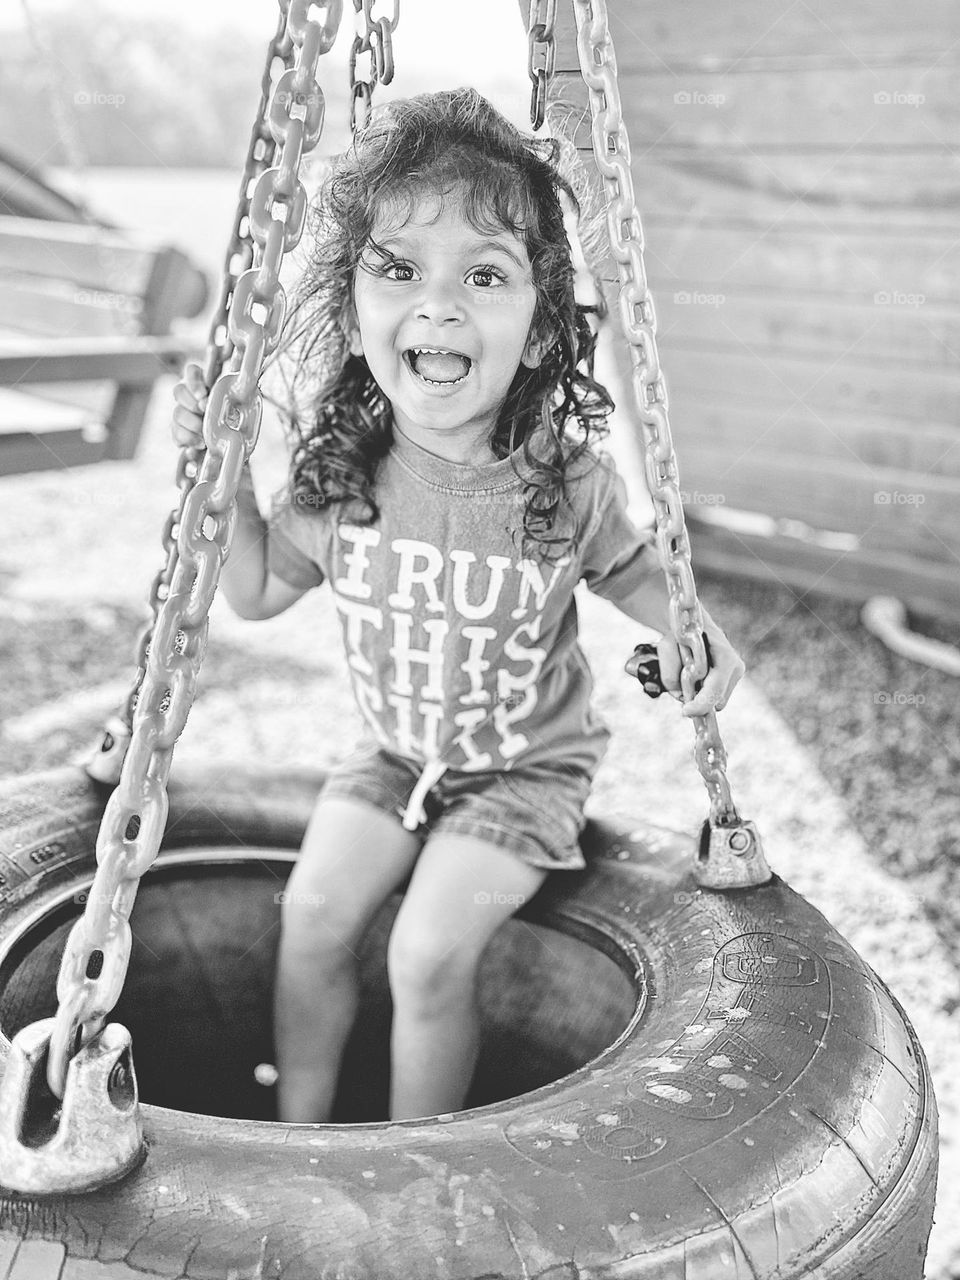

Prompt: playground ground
[0,381,958,1276]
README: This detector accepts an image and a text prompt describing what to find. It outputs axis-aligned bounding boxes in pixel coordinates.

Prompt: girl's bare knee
[279,795,421,957]
[386,915,481,1011]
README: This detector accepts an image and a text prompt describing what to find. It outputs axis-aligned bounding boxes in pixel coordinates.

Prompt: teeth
[406,347,472,386]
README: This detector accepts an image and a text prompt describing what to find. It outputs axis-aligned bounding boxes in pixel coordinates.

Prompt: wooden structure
[0,145,95,222]
[548,0,960,621]
[0,216,208,476]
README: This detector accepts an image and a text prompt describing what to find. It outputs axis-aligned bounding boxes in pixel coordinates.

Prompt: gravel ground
[0,388,957,1276]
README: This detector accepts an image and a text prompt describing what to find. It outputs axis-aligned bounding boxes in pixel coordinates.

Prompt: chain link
[573,0,739,827]
[61,0,741,1103]
[527,0,557,130]
[349,0,398,133]
[85,3,296,788]
[49,0,343,1100]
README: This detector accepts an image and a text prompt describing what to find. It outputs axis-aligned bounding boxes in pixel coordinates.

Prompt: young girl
[172,88,745,1125]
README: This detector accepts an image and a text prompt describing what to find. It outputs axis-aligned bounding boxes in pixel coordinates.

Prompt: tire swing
[0,3,939,1279]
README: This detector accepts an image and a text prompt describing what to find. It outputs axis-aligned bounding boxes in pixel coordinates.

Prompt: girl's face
[348,190,545,464]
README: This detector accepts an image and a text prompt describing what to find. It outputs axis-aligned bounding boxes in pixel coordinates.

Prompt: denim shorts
[319,741,592,871]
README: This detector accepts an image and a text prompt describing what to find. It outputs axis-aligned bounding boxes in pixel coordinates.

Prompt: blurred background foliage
[2,1,351,168]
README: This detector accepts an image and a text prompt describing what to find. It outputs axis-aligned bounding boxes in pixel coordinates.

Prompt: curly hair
[263,86,613,561]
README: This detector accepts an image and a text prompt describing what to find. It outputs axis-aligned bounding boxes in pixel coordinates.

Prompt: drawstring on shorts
[400,758,449,831]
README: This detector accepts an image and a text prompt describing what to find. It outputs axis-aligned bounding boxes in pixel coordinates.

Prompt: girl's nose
[415,278,465,324]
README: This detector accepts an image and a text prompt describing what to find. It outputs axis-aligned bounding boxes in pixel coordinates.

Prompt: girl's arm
[173,364,314,621]
[613,570,745,718]
[227,468,312,620]
[579,460,746,718]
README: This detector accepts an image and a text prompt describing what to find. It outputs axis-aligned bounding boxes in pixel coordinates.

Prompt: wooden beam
[0,335,197,386]
[688,520,960,622]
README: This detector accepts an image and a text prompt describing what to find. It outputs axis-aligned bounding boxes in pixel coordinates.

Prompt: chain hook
[0,1020,143,1195]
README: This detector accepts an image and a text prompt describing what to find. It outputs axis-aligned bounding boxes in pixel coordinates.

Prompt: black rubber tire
[0,765,939,1280]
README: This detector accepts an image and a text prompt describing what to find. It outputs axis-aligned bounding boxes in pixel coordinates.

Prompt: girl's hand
[656,613,746,718]
[171,361,209,447]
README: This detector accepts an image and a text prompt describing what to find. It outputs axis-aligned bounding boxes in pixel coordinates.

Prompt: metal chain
[572,0,739,827]
[527,0,557,130]
[85,1,297,784]
[49,0,343,1099]
[349,0,399,134]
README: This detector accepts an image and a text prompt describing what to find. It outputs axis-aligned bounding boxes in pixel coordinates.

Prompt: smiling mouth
[404,347,473,386]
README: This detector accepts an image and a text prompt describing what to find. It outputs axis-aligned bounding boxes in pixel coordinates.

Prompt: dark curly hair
[264,86,612,561]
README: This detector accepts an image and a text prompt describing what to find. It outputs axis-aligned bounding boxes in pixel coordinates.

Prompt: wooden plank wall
[543,0,960,620]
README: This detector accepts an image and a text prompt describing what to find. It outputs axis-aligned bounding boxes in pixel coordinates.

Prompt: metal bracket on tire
[696,818,772,889]
[0,1019,144,1194]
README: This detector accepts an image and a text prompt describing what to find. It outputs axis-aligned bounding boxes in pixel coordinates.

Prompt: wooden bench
[0,216,209,476]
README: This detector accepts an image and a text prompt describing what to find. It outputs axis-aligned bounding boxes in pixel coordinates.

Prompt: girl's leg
[385,833,548,1120]
[274,795,421,1123]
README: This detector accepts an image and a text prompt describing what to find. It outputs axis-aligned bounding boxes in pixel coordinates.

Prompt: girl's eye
[384,260,415,282]
[468,266,505,288]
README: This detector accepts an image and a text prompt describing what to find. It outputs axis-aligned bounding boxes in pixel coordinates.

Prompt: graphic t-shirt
[266,426,662,802]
